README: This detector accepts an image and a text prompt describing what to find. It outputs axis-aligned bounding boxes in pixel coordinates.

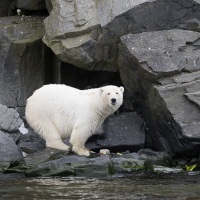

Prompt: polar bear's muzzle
[111,98,117,105]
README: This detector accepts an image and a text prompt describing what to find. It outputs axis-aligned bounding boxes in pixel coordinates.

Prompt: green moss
[108,163,115,175]
[122,162,145,171]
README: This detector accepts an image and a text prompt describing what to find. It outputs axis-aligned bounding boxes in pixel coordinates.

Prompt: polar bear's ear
[100,88,103,94]
[119,86,124,93]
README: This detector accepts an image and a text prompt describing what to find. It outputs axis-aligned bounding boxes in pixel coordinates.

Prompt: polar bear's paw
[72,146,90,157]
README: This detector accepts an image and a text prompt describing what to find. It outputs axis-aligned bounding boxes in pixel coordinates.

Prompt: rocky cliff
[0,0,200,173]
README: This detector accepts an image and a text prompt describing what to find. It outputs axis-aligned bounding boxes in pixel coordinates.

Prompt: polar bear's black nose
[111,98,116,104]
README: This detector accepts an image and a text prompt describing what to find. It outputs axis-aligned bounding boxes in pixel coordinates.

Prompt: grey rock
[25,155,86,177]
[23,151,164,177]
[74,155,112,177]
[5,131,22,143]
[0,131,23,168]
[184,91,200,108]
[43,0,200,71]
[86,112,145,152]
[137,148,173,167]
[0,173,26,180]
[18,131,46,154]
[111,156,145,173]
[0,16,48,108]
[14,0,46,10]
[24,148,68,166]
[45,0,53,13]
[120,29,200,77]
[118,29,200,157]
[154,75,200,156]
[137,148,171,161]
[152,166,183,173]
[0,104,23,132]
[119,152,140,159]
[24,149,112,177]
[111,150,173,173]
[4,148,176,177]
[178,18,200,32]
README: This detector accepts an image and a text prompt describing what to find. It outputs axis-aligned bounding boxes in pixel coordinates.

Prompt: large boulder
[0,16,50,110]
[86,112,145,152]
[43,0,200,71]
[118,29,200,157]
[0,131,24,169]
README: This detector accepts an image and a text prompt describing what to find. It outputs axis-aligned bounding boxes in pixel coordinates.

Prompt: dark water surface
[0,172,200,200]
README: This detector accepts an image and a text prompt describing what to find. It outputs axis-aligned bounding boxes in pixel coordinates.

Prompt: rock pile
[0,0,200,176]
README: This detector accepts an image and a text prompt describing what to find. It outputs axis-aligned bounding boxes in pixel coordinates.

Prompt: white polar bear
[25,84,124,156]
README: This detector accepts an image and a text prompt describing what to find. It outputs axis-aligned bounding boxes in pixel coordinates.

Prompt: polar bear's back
[25,84,89,137]
[33,84,79,100]
[26,84,81,113]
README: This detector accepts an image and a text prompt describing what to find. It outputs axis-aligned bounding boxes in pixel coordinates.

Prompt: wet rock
[111,151,173,173]
[0,172,26,180]
[0,16,49,109]
[0,131,24,170]
[25,156,78,177]
[86,112,145,152]
[14,0,46,10]
[0,104,23,132]
[111,156,145,173]
[118,29,200,157]
[43,0,200,71]
[24,148,68,166]
[24,149,112,177]
[74,155,112,177]
[23,151,142,177]
[4,148,180,177]
[153,166,183,173]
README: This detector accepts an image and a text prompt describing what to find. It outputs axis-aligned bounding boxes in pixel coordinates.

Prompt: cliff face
[0,0,200,159]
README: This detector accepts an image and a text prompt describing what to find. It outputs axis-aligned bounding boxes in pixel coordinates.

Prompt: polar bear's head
[100,85,124,110]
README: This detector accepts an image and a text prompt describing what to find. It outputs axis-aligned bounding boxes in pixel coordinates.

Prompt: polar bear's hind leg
[38,121,70,152]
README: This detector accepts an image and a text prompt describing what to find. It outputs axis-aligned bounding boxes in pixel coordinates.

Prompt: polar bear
[25,84,124,156]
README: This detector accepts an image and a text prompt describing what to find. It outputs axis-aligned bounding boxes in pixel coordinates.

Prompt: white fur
[25,84,124,156]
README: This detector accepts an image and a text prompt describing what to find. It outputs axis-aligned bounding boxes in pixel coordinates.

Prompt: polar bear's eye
[116,92,118,94]
[108,93,110,95]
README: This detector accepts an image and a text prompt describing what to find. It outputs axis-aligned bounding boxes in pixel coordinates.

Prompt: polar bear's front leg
[72,145,90,157]
[70,126,92,156]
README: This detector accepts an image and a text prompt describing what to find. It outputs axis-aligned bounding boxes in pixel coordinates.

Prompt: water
[0,172,200,200]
